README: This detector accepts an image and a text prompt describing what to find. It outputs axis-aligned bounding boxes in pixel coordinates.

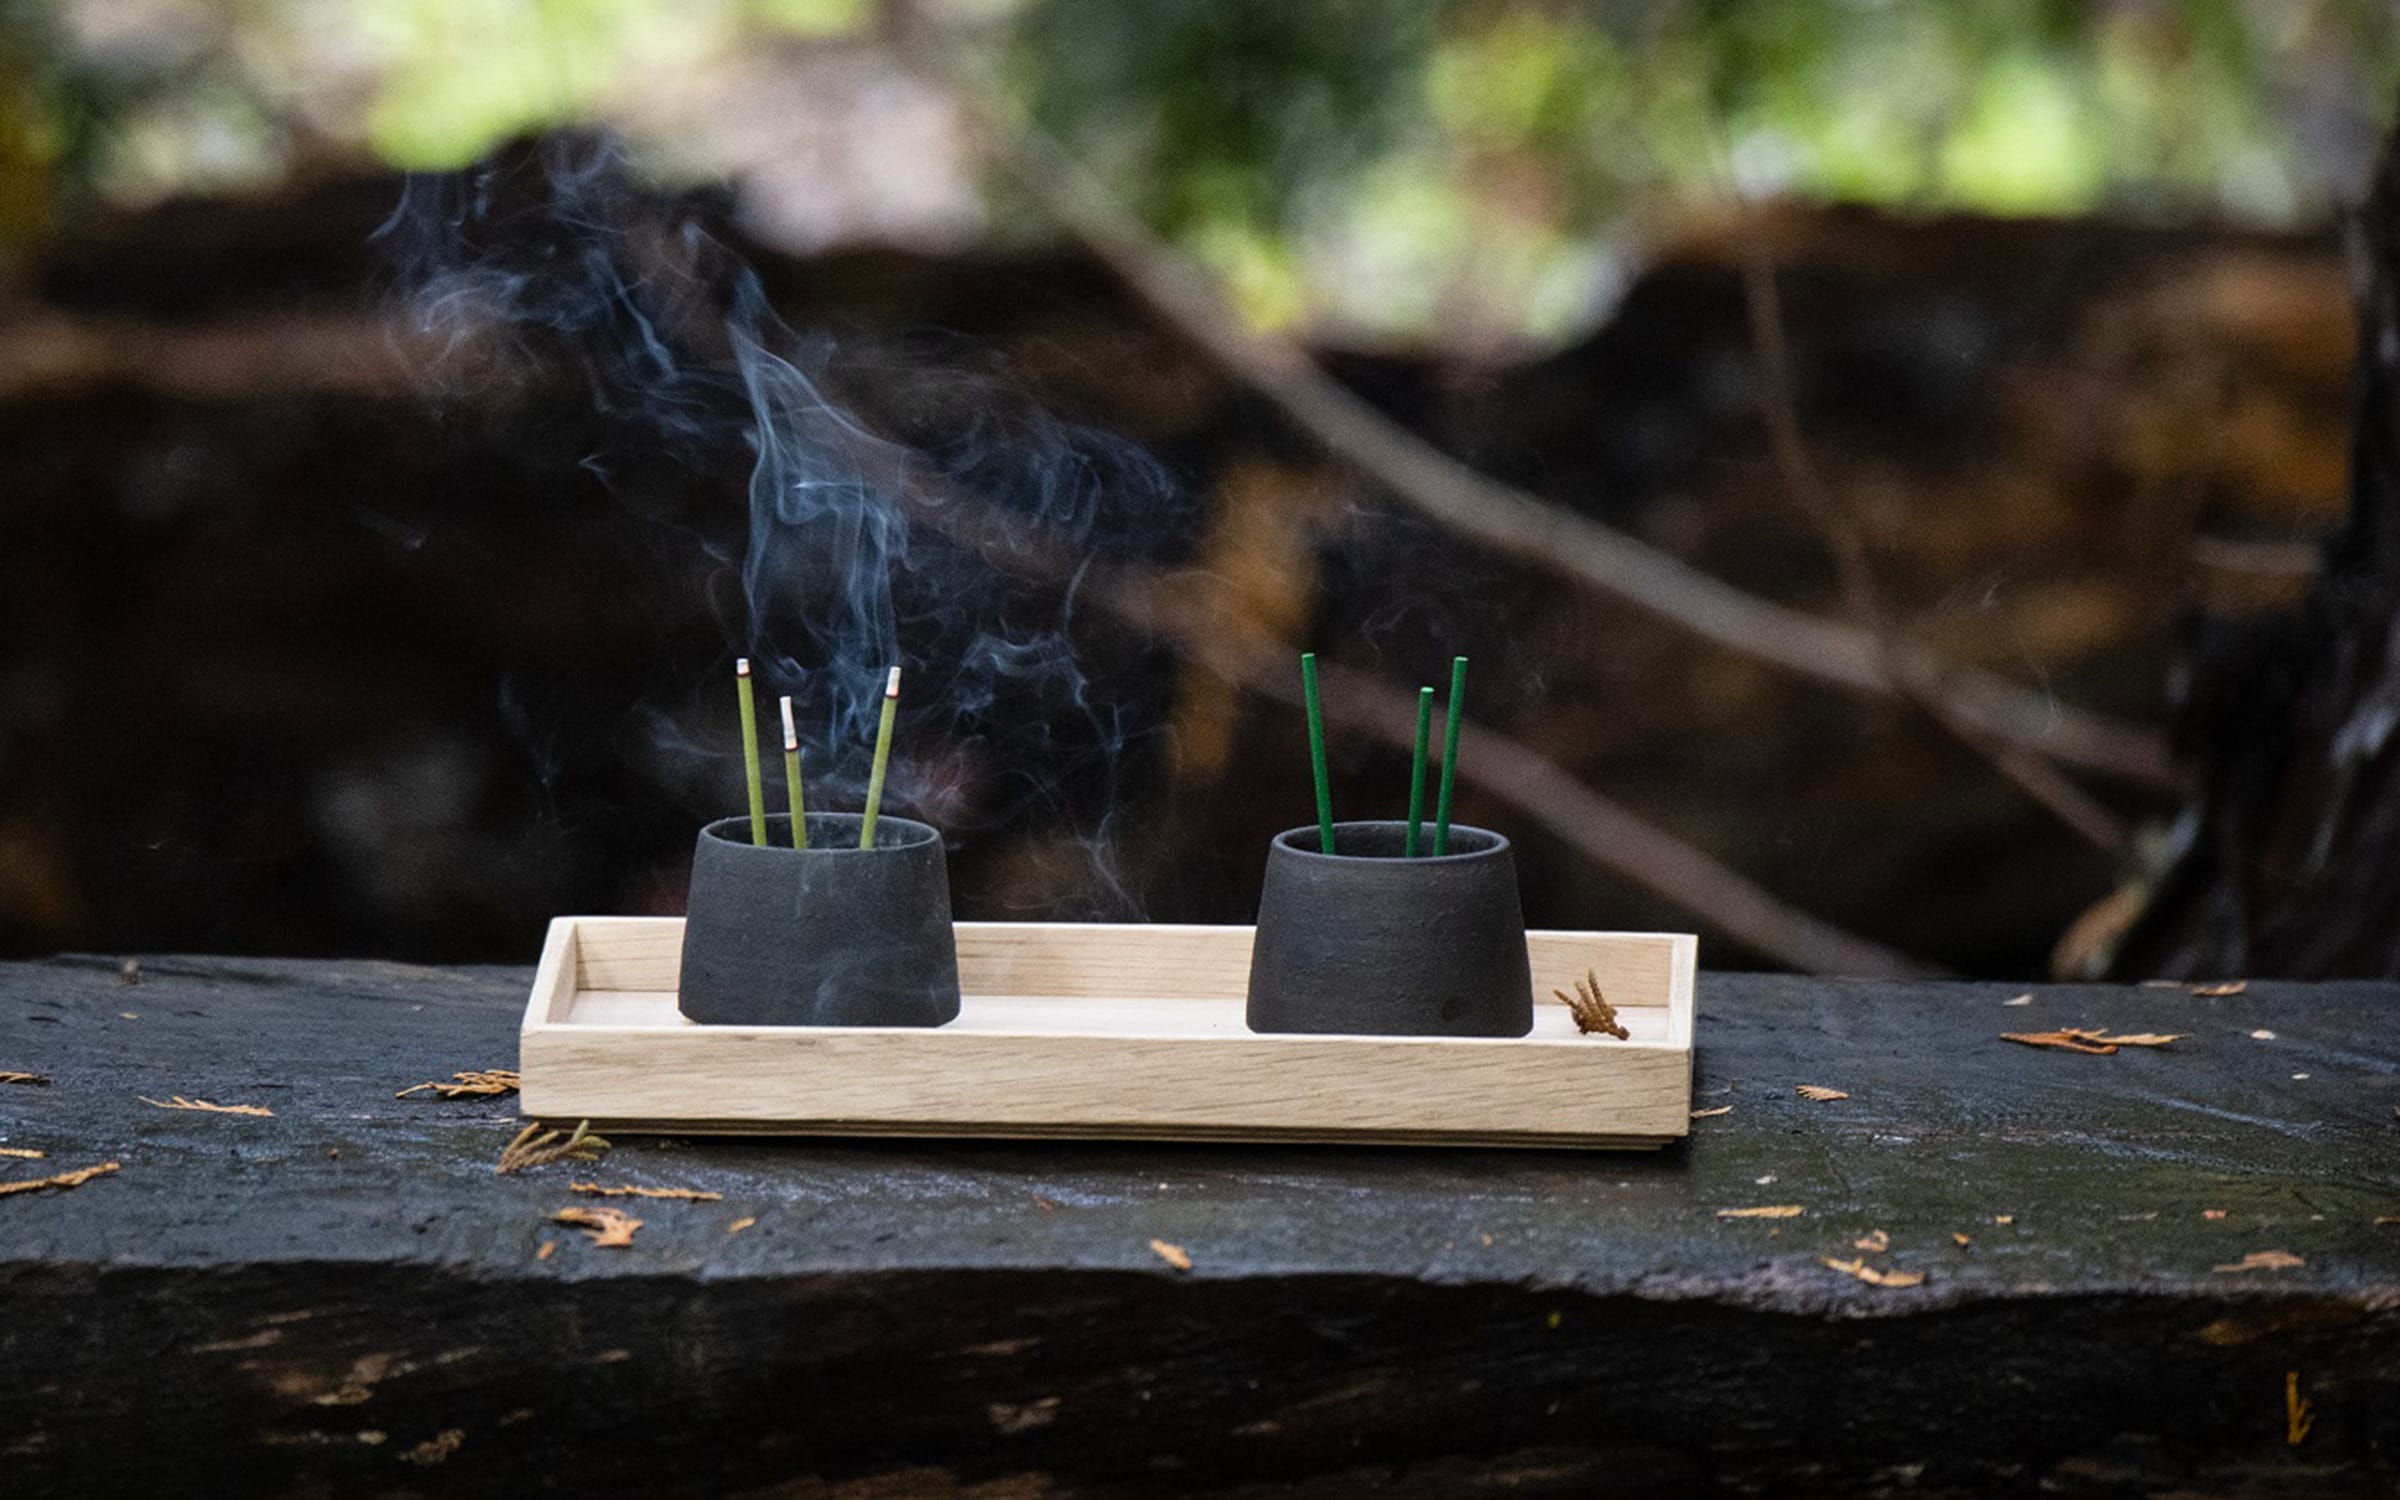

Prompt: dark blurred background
[3,0,2395,977]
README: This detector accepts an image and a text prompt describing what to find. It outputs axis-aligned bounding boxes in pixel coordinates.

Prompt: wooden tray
[519,918,1697,1149]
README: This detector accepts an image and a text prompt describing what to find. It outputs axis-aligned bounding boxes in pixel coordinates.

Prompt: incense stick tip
[736,657,751,677]
[885,665,902,697]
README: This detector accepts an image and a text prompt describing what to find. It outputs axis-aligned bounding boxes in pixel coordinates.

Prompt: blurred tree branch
[1735,244,2135,859]
[903,36,2175,792]
[846,401,1944,978]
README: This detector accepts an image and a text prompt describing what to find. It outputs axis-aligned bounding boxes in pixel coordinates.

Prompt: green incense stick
[780,695,806,850]
[736,658,767,846]
[1433,655,1467,855]
[1405,684,1433,857]
[859,665,900,849]
[1301,652,1335,853]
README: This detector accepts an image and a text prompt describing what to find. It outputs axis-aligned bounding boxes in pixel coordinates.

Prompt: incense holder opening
[1245,820,1533,1037]
[677,813,962,1028]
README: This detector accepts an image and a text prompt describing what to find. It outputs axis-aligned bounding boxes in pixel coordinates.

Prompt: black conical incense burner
[677,812,962,1027]
[1245,819,1533,1037]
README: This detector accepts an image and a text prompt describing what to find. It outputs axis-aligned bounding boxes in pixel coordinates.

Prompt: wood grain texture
[3,954,2398,1496]
[520,919,1696,1146]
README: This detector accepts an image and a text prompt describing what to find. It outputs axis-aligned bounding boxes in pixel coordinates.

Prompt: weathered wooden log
[1,953,2393,1495]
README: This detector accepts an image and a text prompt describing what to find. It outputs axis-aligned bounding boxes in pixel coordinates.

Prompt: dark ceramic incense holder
[1245,820,1533,1037]
[678,813,962,1028]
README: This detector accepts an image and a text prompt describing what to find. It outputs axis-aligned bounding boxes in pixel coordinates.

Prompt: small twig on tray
[496,1120,612,1175]
[397,1069,521,1100]
[1555,968,1628,1039]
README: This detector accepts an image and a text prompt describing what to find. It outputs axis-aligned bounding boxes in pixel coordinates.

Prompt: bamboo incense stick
[736,658,767,846]
[1433,655,1467,855]
[859,665,900,849]
[780,695,806,849]
[1405,684,1434,857]
[1301,652,1335,853]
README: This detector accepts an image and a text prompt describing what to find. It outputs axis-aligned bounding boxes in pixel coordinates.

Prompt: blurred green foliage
[3,0,2395,342]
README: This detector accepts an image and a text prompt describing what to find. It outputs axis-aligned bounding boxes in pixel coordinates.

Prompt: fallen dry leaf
[496,1120,611,1175]
[726,1217,757,1235]
[2192,981,2249,997]
[2001,1028,2188,1056]
[535,1240,555,1261]
[1717,1205,1804,1219]
[1554,968,1628,1040]
[0,1161,118,1198]
[1148,1238,1192,1272]
[2374,1216,2399,1227]
[141,1095,273,1117]
[1821,1256,1926,1289]
[1795,1085,1848,1102]
[0,1071,48,1087]
[1853,1229,1891,1253]
[1994,1214,2015,1225]
[2288,1371,2315,1446]
[1690,1104,1734,1119]
[1952,1233,1971,1247]
[2214,1250,2304,1274]
[551,1206,641,1247]
[397,1069,520,1100]
[400,1428,464,1467]
[567,1181,723,1203]
[0,1148,45,1160]
[2203,1209,2227,1220]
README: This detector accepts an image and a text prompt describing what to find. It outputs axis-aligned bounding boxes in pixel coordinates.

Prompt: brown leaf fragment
[1148,1238,1192,1272]
[1716,1205,1804,1219]
[2002,1028,2186,1055]
[396,1069,520,1100]
[495,1120,611,1174]
[141,1095,274,1117]
[1853,1229,1891,1253]
[2214,1250,2304,1274]
[2192,981,2249,997]
[0,1148,44,1159]
[1994,1214,2015,1225]
[1821,1256,1926,1289]
[2287,1371,2314,1446]
[0,1161,119,1198]
[0,1071,48,1087]
[726,1217,757,1235]
[1554,968,1628,1039]
[550,1206,640,1248]
[567,1181,723,1202]
[1690,1104,1734,1119]
[1795,1085,1848,1101]
[535,1240,555,1261]
[2203,1208,2227,1220]
[399,1428,464,1466]
[1952,1233,1971,1247]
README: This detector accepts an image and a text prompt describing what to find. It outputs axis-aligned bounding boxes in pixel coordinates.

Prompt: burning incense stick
[1301,652,1334,853]
[736,658,767,846]
[859,665,901,849]
[1433,655,1467,855]
[780,695,806,850]
[1405,684,1434,857]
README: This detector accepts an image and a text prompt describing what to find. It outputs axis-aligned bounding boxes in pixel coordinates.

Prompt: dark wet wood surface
[1,953,2395,1496]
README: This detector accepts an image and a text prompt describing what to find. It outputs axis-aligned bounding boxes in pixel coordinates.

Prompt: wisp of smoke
[377,135,1192,911]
